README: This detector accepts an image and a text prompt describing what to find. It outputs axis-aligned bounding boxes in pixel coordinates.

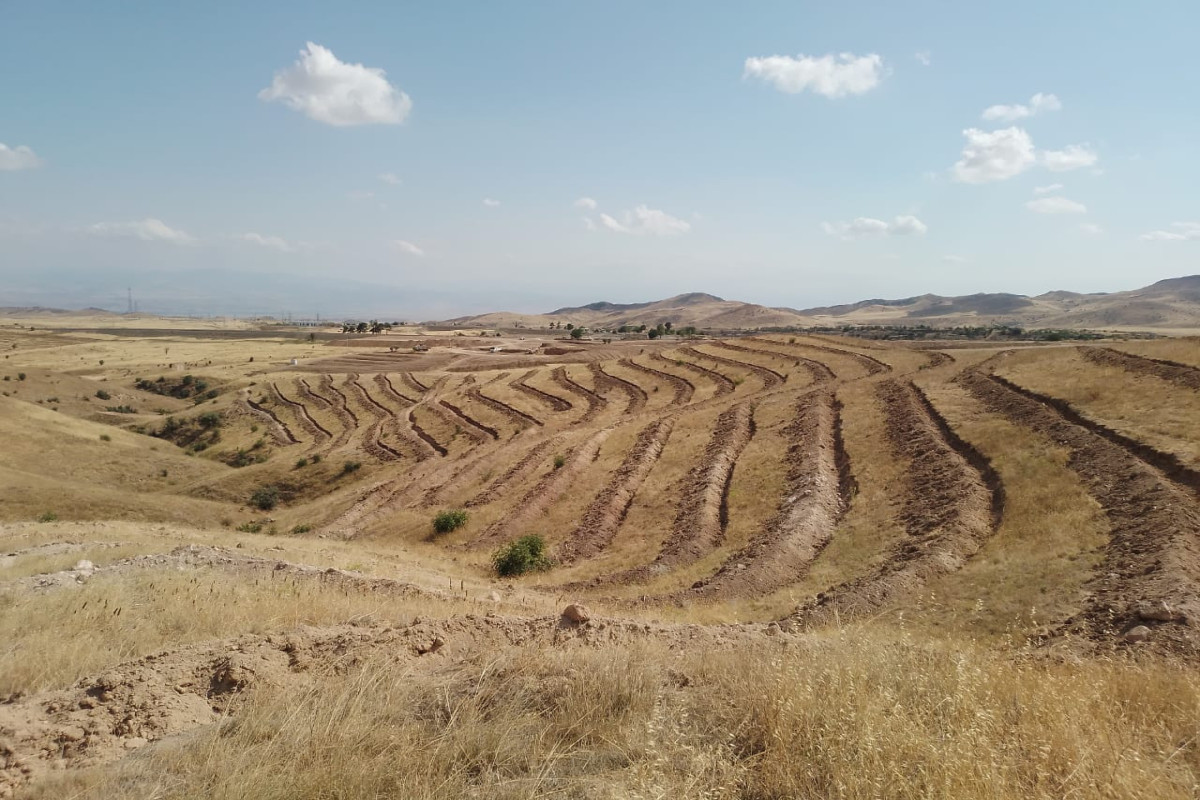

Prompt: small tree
[432,509,469,536]
[570,326,586,340]
[647,329,660,340]
[492,534,552,577]
[250,486,279,511]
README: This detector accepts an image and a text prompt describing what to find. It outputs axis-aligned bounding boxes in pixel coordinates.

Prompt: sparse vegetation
[249,486,279,511]
[431,509,469,536]
[94,389,111,400]
[492,534,552,576]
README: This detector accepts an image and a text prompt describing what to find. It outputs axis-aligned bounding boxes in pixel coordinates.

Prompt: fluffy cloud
[238,232,294,252]
[0,143,43,171]
[952,127,1036,183]
[482,198,500,207]
[743,52,884,98]
[88,218,195,245]
[1025,196,1087,214]
[598,205,691,236]
[1041,144,1098,172]
[378,172,402,185]
[392,239,425,256]
[821,215,927,239]
[1033,183,1064,195]
[981,92,1061,122]
[574,197,598,210]
[259,42,412,127]
[1140,222,1200,242]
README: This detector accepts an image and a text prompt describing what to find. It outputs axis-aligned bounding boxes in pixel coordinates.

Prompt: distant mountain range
[445,276,1200,331]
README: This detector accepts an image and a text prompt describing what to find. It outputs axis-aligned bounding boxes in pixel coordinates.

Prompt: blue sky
[2,1,1198,316]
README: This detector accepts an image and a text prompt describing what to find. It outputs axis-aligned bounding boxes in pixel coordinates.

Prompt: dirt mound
[555,417,676,565]
[588,362,648,415]
[707,342,787,386]
[468,387,544,428]
[551,367,607,423]
[408,408,448,456]
[510,370,573,412]
[439,400,499,440]
[374,373,418,406]
[685,390,851,600]
[789,380,1000,628]
[466,436,564,508]
[344,378,404,462]
[1080,346,1200,392]
[652,351,734,396]
[620,357,695,405]
[684,346,783,389]
[961,371,1200,656]
[751,338,891,377]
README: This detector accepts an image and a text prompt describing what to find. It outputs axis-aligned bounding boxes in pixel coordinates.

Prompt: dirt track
[789,380,1000,628]
[961,370,1200,655]
[1080,346,1200,392]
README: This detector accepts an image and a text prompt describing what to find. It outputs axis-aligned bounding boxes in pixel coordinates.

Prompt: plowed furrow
[725,341,838,383]
[686,345,783,388]
[555,418,676,565]
[298,378,351,447]
[748,337,891,376]
[988,373,1200,496]
[685,391,851,599]
[468,387,543,428]
[511,370,573,412]
[376,373,418,406]
[424,401,489,445]
[345,379,403,462]
[401,372,429,394]
[789,380,1000,628]
[710,342,790,384]
[620,358,694,405]
[1080,346,1200,391]
[469,429,611,548]
[241,392,298,445]
[646,403,754,570]
[961,370,1200,652]
[551,367,607,422]
[439,399,500,440]
[315,376,358,447]
[272,382,332,442]
[589,362,648,415]
[408,408,448,456]
[924,350,954,367]
[466,437,564,508]
[652,352,734,397]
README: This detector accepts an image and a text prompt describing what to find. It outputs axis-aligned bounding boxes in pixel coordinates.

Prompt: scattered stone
[1123,625,1152,644]
[561,604,591,625]
[73,560,94,574]
[1136,601,1180,622]
[765,622,781,636]
[489,591,502,602]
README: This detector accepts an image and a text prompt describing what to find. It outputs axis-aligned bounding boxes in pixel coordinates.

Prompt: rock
[765,622,781,637]
[1123,625,1152,644]
[1136,601,1179,622]
[489,591,502,602]
[123,737,147,750]
[561,604,591,625]
[73,559,94,574]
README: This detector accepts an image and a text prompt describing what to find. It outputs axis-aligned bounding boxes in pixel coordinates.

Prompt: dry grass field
[2,315,1200,798]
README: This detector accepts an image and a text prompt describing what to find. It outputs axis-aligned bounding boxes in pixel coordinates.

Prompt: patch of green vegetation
[249,486,279,511]
[492,535,552,577]
[134,374,220,400]
[37,511,58,523]
[432,509,469,536]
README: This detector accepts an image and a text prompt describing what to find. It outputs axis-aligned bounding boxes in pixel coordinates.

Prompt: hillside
[443,276,1200,332]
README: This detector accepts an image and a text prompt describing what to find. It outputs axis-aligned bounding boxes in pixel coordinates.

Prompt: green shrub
[17,373,26,381]
[553,453,566,469]
[294,457,309,469]
[37,511,58,523]
[99,434,112,442]
[95,389,111,400]
[236,521,264,534]
[291,524,313,535]
[492,534,552,577]
[311,453,322,464]
[432,509,469,536]
[340,460,362,476]
[250,486,279,511]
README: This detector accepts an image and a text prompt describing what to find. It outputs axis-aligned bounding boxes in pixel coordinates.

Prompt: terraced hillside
[2,321,1199,798]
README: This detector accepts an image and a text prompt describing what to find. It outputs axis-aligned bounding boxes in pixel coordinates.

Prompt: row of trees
[341,320,396,334]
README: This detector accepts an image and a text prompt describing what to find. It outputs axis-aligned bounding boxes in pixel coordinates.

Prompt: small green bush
[432,509,469,536]
[294,457,309,469]
[311,453,322,464]
[99,433,112,442]
[340,460,362,476]
[37,511,58,523]
[236,520,264,533]
[17,373,26,381]
[250,486,279,511]
[291,524,312,535]
[95,389,111,400]
[552,454,566,469]
[492,534,552,577]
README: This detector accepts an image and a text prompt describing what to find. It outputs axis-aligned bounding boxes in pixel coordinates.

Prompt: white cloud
[1079,223,1104,235]
[915,51,931,67]
[981,92,1061,122]
[1025,196,1087,214]
[598,205,691,236]
[821,215,928,239]
[1041,144,1098,172]
[482,197,500,207]
[1033,183,1064,195]
[1140,222,1200,242]
[743,52,884,98]
[574,197,598,210]
[392,239,425,256]
[88,218,195,245]
[259,42,412,127]
[0,143,43,171]
[952,127,1036,183]
[238,232,294,252]
[943,254,969,264]
[378,172,402,185]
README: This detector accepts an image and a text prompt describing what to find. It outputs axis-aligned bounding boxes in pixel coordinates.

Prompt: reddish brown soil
[588,362,648,415]
[620,358,695,405]
[1080,346,1200,392]
[961,370,1200,655]
[551,367,607,423]
[684,390,851,600]
[789,380,1001,628]
[467,387,544,428]
[651,351,734,397]
[685,346,783,389]
[750,338,891,377]
[510,370,573,412]
[555,417,676,565]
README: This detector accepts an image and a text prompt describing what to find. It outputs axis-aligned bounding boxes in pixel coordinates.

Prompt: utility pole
[127,288,133,314]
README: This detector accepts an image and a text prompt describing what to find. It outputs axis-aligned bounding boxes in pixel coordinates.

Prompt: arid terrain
[2,311,1200,798]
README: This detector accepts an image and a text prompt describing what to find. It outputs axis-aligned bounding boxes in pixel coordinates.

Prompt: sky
[2,1,1198,318]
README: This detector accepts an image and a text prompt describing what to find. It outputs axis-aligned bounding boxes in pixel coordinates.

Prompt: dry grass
[29,631,1200,799]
